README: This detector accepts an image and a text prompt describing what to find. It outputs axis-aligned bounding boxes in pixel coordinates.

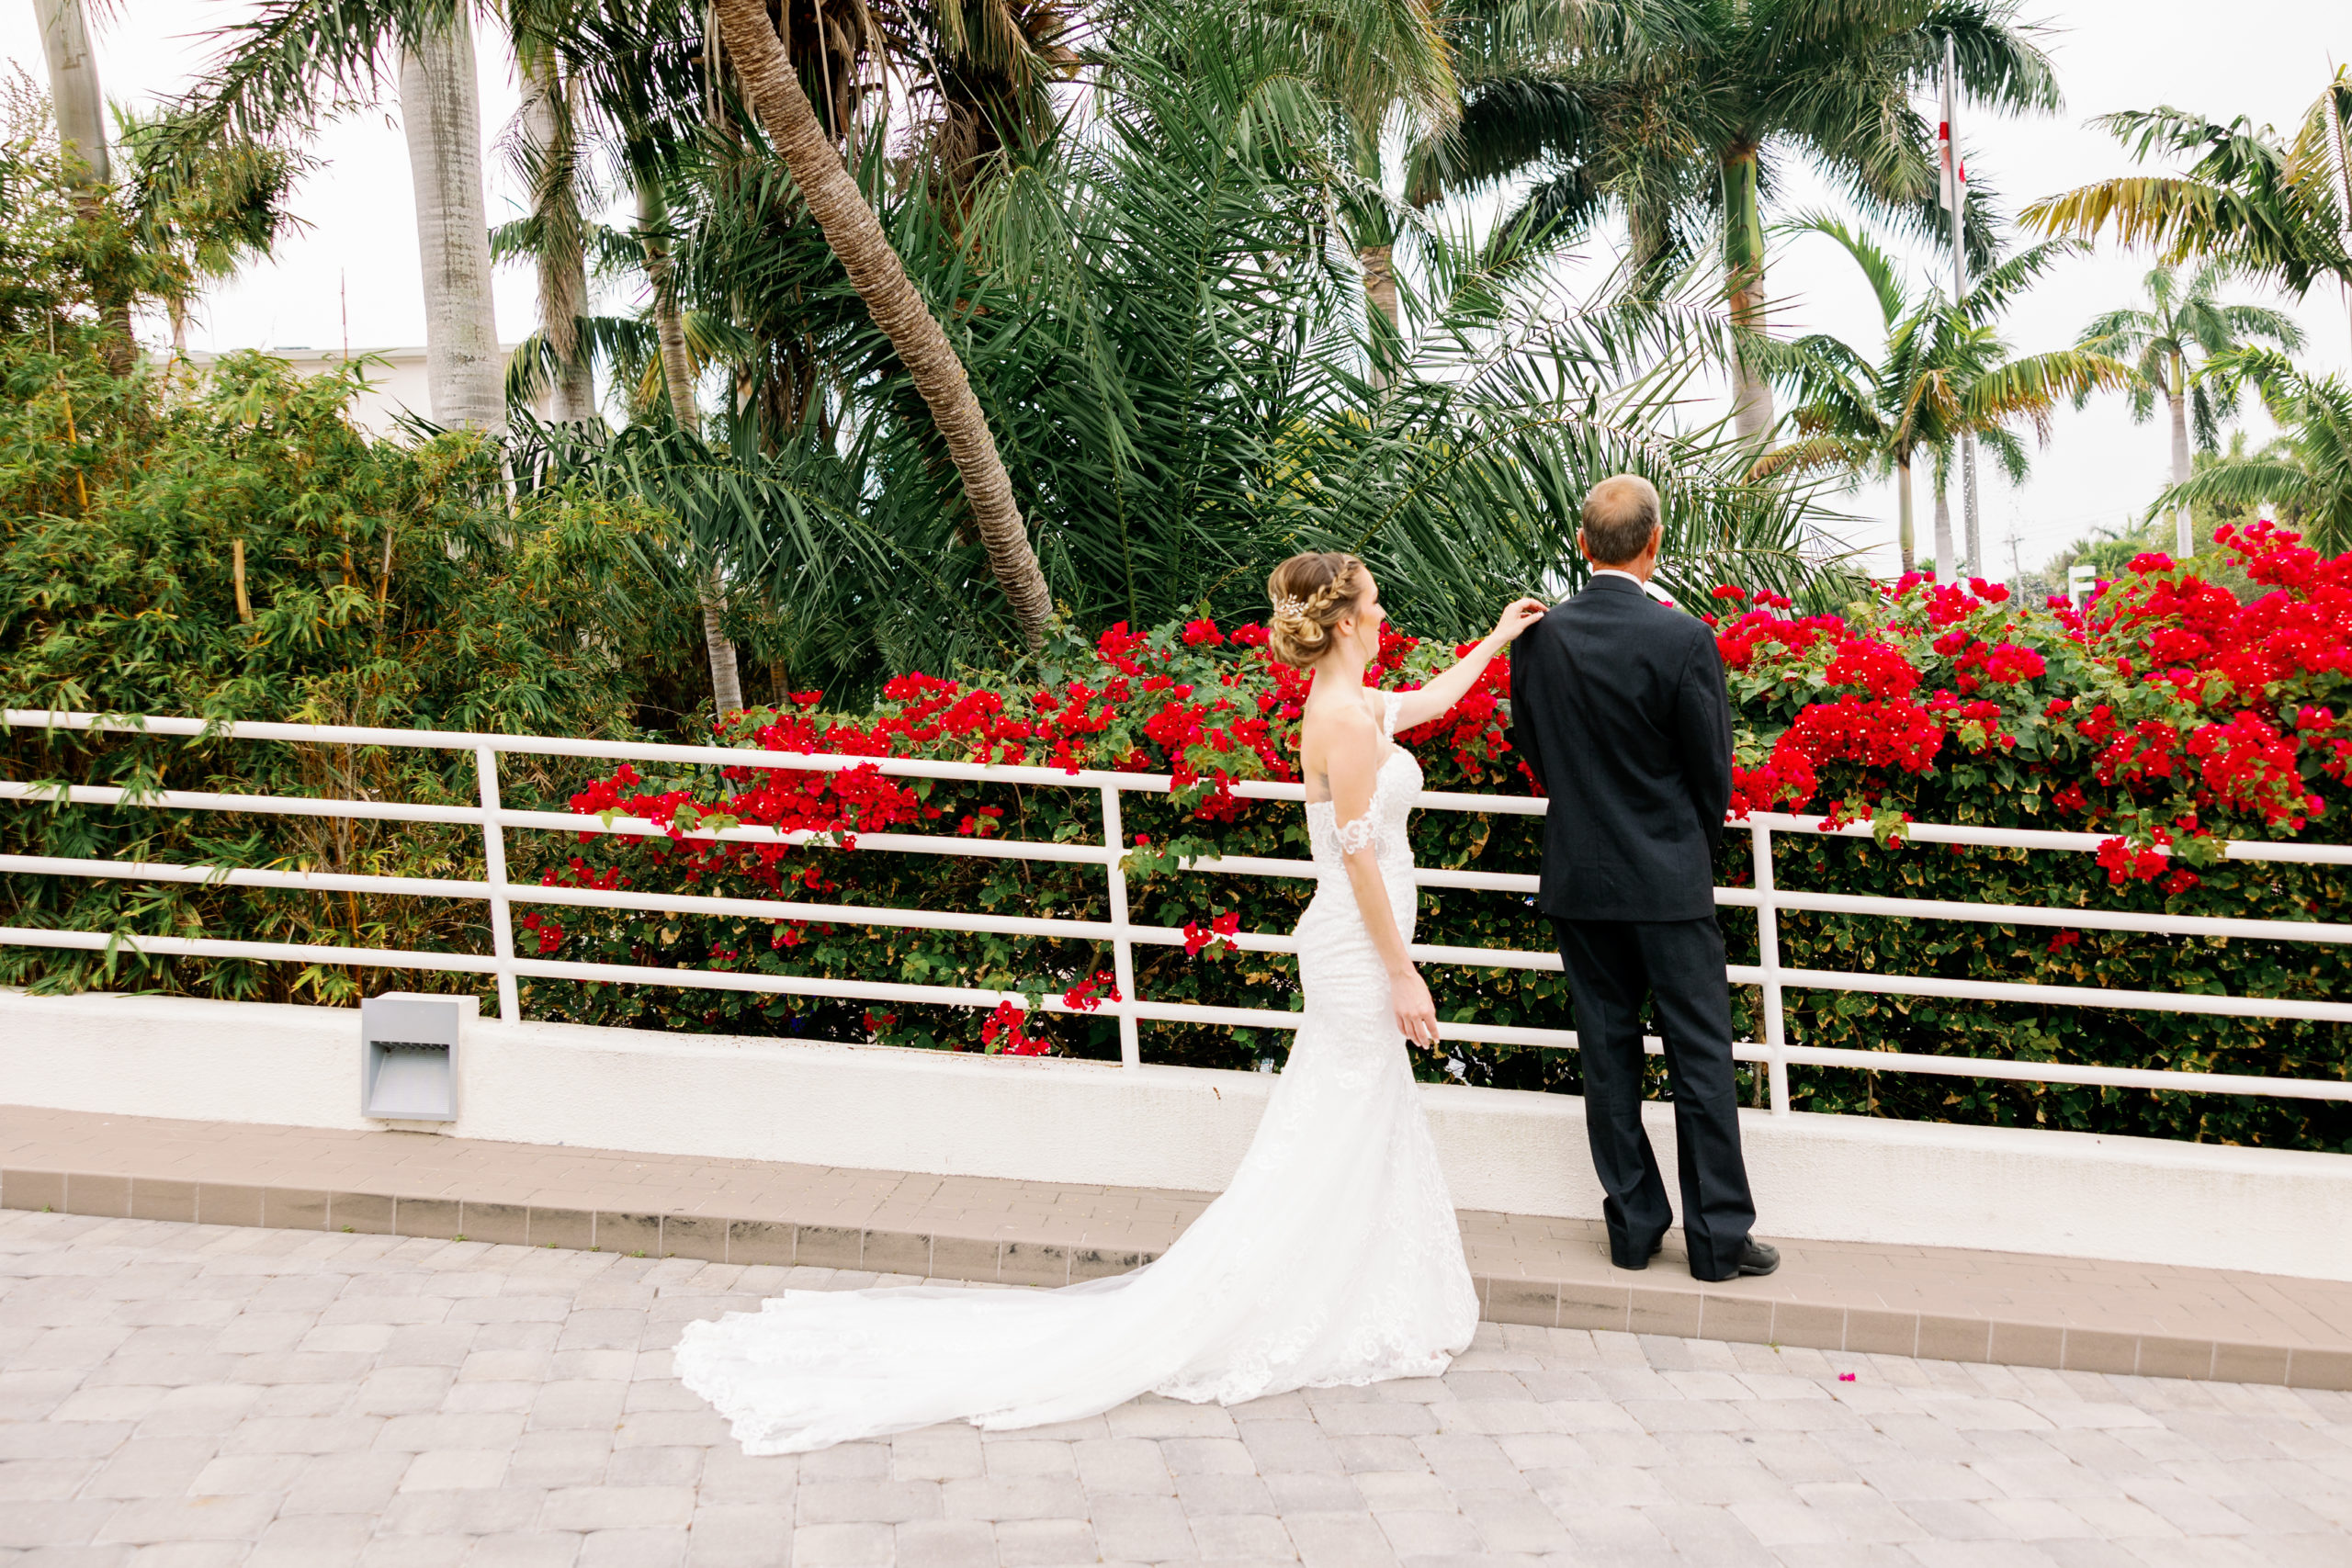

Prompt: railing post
[1752,822,1790,1114]
[1100,785,1141,1069]
[476,746,520,1022]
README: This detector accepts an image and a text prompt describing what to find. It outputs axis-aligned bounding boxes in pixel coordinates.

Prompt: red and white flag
[1938,77,1967,217]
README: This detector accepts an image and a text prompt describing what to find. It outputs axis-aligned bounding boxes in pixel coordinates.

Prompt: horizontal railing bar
[501,809,1121,866]
[1770,889,2352,944]
[1747,811,2352,867]
[1769,1043,2352,1100]
[8,926,2339,1099]
[12,710,2348,864]
[0,784,1123,868]
[0,855,489,900]
[1774,966,2352,1023]
[512,884,1120,943]
[14,909,2335,1025]
[0,926,499,973]
[3,711,1166,790]
[0,780,488,826]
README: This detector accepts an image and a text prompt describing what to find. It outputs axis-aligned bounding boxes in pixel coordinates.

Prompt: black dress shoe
[1611,1235,1668,1271]
[1701,1239,1780,1280]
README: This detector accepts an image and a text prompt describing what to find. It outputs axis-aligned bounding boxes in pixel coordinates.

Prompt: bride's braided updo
[1265,551,1366,669]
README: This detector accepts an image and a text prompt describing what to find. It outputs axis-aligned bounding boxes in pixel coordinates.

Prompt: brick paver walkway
[8,1107,2351,1390]
[2,1209,2346,1567]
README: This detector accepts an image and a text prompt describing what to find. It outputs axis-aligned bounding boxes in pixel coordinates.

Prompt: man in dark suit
[1507,475,1778,1282]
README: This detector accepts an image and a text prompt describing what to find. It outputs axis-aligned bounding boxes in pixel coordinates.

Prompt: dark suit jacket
[1507,574,1734,922]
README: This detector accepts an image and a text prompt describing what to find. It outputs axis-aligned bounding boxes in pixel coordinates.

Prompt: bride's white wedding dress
[674,692,1479,1453]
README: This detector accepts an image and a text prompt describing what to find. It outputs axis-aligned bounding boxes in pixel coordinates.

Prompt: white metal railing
[6,709,2351,1115]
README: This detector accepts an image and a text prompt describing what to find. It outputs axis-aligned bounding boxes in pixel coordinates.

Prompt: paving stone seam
[6,1165,2346,1393]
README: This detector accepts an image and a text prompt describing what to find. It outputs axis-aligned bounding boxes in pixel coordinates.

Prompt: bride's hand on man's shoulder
[1491,597,1547,645]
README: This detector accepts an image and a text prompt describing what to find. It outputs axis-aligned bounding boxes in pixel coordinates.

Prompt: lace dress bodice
[1305,691,1423,884]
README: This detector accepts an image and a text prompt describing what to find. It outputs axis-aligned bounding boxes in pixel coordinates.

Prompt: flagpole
[1945,35,1981,581]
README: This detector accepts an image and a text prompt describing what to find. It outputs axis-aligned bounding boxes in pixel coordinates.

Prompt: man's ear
[1575,526,1590,562]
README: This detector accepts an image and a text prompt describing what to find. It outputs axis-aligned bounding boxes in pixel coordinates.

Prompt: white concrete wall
[6,989,2347,1281]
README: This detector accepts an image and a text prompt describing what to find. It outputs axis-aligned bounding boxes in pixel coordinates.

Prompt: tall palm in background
[179,1,513,430]
[1408,0,2059,443]
[2026,77,2352,355]
[2074,261,2304,558]
[1755,219,2130,575]
[31,0,136,368]
[2157,348,2352,553]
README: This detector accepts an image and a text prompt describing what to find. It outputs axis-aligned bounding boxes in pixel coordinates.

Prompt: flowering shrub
[519,523,2350,1151]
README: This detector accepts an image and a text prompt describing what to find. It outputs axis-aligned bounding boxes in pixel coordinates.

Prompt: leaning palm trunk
[711,0,1053,650]
[398,14,504,432]
[34,0,132,372]
[518,53,594,424]
[636,182,743,716]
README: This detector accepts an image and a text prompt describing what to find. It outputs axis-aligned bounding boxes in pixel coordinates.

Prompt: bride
[675,552,1548,1453]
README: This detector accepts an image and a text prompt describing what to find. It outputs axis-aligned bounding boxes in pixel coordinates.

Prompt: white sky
[6,1,2348,580]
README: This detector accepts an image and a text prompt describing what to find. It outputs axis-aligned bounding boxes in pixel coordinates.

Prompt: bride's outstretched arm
[1323,705,1438,1047]
[1390,596,1548,732]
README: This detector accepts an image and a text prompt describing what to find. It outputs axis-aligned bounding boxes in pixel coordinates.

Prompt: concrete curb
[6,1166,2346,1392]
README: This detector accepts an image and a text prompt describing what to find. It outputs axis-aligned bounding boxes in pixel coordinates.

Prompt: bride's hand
[1490,596,1547,646]
[1391,967,1439,1048]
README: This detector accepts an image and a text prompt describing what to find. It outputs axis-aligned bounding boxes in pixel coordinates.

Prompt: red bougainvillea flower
[2186,711,2314,827]
[1182,909,1243,956]
[1060,970,1121,1011]
[2096,835,2170,886]
[1826,637,1922,701]
[980,1000,1048,1055]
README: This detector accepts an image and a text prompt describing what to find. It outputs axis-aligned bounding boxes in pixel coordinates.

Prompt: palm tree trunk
[635,184,700,430]
[2166,361,2193,558]
[1362,244,1399,332]
[32,1,107,186]
[635,184,744,717]
[1895,456,1916,575]
[398,14,504,432]
[1627,200,1669,301]
[518,52,594,424]
[1933,479,1955,583]
[34,0,132,373]
[1723,146,1773,445]
[711,0,1052,649]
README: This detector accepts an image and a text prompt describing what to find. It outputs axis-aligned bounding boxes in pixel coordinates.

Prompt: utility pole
[1942,36,1981,580]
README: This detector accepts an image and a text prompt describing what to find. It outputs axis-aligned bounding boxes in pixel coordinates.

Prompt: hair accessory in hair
[1272,594,1307,619]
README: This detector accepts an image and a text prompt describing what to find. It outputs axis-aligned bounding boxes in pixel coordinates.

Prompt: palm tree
[31,0,136,370]
[2158,349,2352,553]
[2075,261,2304,558]
[1756,219,2131,575]
[510,39,595,424]
[396,12,503,432]
[1408,0,2059,443]
[710,0,1053,649]
[178,2,510,431]
[2026,77,2352,354]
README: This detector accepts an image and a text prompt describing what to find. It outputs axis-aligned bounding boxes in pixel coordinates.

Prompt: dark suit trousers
[1554,916,1757,1281]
